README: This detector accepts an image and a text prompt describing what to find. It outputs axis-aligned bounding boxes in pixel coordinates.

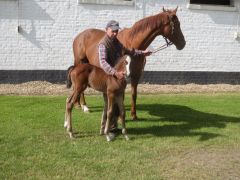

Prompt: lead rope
[152,37,173,53]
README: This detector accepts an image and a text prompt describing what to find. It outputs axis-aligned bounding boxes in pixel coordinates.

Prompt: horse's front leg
[130,56,145,120]
[116,95,129,141]
[100,93,108,135]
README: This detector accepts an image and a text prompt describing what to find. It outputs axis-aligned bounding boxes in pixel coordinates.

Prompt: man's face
[106,27,119,40]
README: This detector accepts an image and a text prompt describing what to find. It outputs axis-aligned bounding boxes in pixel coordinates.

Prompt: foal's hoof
[69,132,74,139]
[124,135,130,141]
[106,133,115,142]
[100,129,104,136]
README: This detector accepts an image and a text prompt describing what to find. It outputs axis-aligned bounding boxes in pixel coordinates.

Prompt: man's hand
[142,49,152,56]
[114,71,126,80]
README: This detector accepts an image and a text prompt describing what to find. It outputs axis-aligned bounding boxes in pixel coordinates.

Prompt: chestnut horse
[73,7,186,120]
[65,56,131,141]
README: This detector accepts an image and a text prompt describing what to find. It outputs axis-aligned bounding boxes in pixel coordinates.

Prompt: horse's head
[161,7,186,50]
[114,55,131,79]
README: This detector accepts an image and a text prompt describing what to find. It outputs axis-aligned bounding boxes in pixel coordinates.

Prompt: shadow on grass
[70,131,97,138]
[126,104,240,141]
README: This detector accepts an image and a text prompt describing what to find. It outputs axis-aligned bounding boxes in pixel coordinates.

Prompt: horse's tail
[66,65,75,88]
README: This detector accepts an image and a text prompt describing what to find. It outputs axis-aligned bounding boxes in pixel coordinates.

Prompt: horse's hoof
[131,115,138,121]
[81,105,90,113]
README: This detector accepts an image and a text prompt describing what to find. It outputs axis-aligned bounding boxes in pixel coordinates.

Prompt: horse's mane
[129,12,165,39]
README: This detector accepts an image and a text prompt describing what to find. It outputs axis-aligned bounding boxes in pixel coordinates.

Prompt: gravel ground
[0,81,240,95]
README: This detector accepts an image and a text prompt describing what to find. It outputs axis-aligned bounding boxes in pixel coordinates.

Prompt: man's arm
[99,43,126,79]
[121,43,152,57]
[99,44,116,76]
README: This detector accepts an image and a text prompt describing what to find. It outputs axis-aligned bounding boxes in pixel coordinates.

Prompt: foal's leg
[80,93,90,113]
[64,97,71,128]
[105,94,114,141]
[65,93,78,138]
[75,93,89,112]
[65,81,85,138]
[100,93,108,135]
[116,95,129,141]
[73,57,90,113]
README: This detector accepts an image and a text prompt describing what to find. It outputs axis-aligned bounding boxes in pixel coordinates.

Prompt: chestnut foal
[64,56,131,141]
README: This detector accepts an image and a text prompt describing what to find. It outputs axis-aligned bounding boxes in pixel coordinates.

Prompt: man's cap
[106,20,121,31]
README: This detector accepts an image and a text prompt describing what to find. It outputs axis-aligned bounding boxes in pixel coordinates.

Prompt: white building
[0,0,240,84]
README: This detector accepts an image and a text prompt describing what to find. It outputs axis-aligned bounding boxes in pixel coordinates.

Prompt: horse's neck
[123,13,164,50]
[136,29,159,50]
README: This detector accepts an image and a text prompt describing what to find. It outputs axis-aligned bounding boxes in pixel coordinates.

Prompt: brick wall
[0,0,240,83]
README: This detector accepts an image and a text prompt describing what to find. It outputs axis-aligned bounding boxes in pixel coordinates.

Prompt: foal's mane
[129,11,165,39]
[114,55,127,70]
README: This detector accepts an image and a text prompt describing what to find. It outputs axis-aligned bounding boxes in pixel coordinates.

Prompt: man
[99,20,152,79]
[98,20,152,133]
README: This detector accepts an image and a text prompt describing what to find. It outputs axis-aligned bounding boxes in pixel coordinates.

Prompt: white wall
[0,0,240,71]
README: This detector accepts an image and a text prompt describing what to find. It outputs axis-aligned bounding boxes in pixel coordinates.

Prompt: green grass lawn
[0,93,240,179]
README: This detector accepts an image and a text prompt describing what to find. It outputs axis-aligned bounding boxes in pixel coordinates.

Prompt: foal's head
[161,7,186,50]
[114,55,131,79]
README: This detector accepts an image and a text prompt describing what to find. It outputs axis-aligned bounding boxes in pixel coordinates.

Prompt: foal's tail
[66,65,75,88]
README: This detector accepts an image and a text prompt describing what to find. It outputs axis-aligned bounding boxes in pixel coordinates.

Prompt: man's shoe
[109,128,122,134]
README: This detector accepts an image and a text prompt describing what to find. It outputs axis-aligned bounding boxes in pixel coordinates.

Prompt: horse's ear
[162,7,166,12]
[173,6,178,14]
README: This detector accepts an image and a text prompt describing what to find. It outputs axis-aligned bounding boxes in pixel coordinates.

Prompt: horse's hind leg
[74,93,89,112]
[74,93,89,113]
[116,95,129,141]
[80,93,90,112]
[130,81,138,121]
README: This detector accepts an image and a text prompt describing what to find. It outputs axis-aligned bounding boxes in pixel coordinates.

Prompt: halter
[152,14,174,53]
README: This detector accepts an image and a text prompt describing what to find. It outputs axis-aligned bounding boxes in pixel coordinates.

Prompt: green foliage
[0,94,240,179]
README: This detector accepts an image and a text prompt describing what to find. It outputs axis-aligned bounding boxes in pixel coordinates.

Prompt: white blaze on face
[125,56,131,77]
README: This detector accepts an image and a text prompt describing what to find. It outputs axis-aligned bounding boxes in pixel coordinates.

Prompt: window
[187,0,236,11]
[190,0,231,6]
[78,0,134,6]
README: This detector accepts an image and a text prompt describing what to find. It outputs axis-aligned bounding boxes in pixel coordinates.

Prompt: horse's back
[74,29,105,45]
[73,29,105,65]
